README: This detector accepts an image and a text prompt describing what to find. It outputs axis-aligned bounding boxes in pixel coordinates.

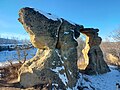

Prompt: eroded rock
[80,28,110,75]
[18,7,83,89]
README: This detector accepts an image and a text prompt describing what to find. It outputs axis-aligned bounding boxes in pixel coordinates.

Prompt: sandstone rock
[80,28,110,75]
[18,7,83,89]
[106,53,120,65]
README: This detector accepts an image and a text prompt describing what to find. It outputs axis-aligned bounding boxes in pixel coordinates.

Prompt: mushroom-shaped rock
[80,28,110,75]
[18,7,83,89]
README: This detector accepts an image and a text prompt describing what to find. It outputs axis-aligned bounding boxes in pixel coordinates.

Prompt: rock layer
[18,7,83,89]
[80,28,110,75]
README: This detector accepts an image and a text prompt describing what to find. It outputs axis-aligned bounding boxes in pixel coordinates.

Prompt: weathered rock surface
[80,28,110,75]
[18,7,83,89]
[106,53,120,65]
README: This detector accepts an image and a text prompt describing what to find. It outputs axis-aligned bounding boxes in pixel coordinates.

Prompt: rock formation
[18,7,83,89]
[18,7,110,89]
[80,28,110,75]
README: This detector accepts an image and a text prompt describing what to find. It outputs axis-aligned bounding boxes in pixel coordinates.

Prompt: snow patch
[52,83,58,87]
[59,72,68,86]
[55,49,69,86]
[64,56,67,60]
[0,48,37,63]
[68,70,72,75]
[51,66,68,86]
[55,49,64,64]
[73,73,93,90]
[87,66,120,90]
[67,20,76,25]
[64,31,70,35]
[51,66,64,73]
[34,8,62,21]
[70,29,77,40]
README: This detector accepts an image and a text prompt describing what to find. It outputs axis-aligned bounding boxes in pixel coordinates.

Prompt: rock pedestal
[18,7,83,89]
[80,28,110,75]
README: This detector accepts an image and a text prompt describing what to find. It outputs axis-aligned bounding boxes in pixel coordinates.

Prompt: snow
[34,8,77,26]
[67,20,76,25]
[64,56,67,60]
[55,49,64,64]
[72,73,93,90]
[52,83,58,87]
[68,70,72,75]
[54,49,69,86]
[51,66,68,86]
[59,72,68,86]
[64,31,70,35]
[34,8,61,21]
[85,66,120,90]
[51,66,64,73]
[70,29,77,40]
[0,60,19,67]
[0,48,37,62]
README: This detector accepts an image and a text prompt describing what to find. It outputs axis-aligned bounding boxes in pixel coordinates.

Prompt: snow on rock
[64,56,67,60]
[50,66,64,73]
[34,8,62,22]
[67,20,76,25]
[34,8,78,26]
[51,66,69,86]
[51,66,68,86]
[64,31,70,35]
[55,49,64,64]
[59,72,68,86]
[70,29,77,40]
[54,49,69,86]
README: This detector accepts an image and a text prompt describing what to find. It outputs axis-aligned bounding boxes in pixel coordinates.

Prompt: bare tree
[109,29,120,42]
[101,28,120,66]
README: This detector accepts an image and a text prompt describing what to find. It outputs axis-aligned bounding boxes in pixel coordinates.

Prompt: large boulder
[80,28,110,75]
[18,7,83,89]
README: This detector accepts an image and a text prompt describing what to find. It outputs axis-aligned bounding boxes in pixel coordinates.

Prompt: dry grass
[0,63,22,82]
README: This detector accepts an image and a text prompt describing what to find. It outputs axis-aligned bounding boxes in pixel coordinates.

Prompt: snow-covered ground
[0,48,37,62]
[0,46,119,90]
[84,65,120,90]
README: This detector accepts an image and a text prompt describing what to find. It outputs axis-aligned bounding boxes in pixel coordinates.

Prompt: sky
[0,0,120,40]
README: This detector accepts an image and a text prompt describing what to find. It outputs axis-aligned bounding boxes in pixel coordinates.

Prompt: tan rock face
[106,53,119,65]
[82,35,90,65]
[80,28,110,75]
[18,7,83,89]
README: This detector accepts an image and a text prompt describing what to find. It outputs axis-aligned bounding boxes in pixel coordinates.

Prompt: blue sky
[0,0,120,40]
